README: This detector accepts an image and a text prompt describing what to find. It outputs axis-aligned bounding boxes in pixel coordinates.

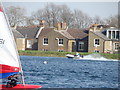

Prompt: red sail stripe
[0,64,20,73]
[0,7,2,12]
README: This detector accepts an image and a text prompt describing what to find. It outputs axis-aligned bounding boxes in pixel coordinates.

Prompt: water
[19,55,119,88]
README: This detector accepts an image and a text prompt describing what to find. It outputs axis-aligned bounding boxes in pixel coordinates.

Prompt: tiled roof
[16,26,40,38]
[67,29,88,39]
[39,28,88,40]
[91,31,111,40]
[12,28,24,38]
[16,26,88,40]
[55,30,75,39]
[39,28,54,37]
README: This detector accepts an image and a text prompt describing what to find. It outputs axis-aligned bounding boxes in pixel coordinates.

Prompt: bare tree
[105,15,118,27]
[93,15,104,24]
[24,16,35,26]
[44,3,61,27]
[31,3,93,28]
[72,9,92,28]
[6,6,26,27]
[59,5,73,27]
[31,9,45,25]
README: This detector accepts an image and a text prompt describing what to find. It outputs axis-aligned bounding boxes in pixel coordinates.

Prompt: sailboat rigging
[0,4,42,90]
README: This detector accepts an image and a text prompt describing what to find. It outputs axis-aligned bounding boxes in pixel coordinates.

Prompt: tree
[59,5,73,27]
[6,6,26,27]
[31,9,45,25]
[72,9,92,28]
[93,15,104,24]
[44,3,60,27]
[105,15,118,27]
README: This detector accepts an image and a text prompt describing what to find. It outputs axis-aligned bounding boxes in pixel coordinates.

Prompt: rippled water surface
[20,56,118,88]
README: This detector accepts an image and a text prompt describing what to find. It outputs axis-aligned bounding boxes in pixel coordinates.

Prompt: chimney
[57,22,67,30]
[40,20,45,27]
[11,24,17,30]
[89,24,100,31]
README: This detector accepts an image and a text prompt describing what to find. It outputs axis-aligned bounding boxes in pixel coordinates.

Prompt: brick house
[12,28,25,50]
[16,26,41,50]
[88,24,119,53]
[37,22,88,52]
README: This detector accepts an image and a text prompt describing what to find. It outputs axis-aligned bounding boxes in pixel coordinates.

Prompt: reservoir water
[19,55,118,88]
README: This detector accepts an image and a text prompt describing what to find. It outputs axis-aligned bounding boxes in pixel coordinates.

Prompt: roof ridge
[55,30,75,39]
[17,25,41,28]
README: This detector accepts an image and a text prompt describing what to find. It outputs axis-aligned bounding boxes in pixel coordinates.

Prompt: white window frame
[94,39,100,46]
[27,40,32,48]
[58,39,64,46]
[43,38,48,45]
[78,42,84,51]
[114,43,119,50]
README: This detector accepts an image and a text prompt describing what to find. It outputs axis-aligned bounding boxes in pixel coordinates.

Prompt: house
[12,28,25,50]
[104,27,119,53]
[37,22,88,52]
[15,26,41,50]
[88,24,119,53]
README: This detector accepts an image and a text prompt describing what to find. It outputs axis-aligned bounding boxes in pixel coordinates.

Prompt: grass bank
[18,50,119,60]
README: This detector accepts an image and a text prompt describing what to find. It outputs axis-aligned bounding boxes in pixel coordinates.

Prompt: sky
[2,1,118,19]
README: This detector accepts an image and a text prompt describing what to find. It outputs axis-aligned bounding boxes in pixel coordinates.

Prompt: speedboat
[66,54,75,59]
[66,54,83,59]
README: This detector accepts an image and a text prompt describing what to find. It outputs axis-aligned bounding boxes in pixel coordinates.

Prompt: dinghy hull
[0,84,42,90]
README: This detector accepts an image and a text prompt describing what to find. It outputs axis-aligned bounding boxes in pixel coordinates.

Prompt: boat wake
[84,53,107,60]
[76,53,118,61]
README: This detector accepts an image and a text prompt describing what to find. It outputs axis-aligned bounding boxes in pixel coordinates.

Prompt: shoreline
[18,50,120,60]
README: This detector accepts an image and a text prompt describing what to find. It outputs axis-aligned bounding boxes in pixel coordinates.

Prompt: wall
[25,38,38,50]
[104,41,112,53]
[38,30,69,52]
[16,38,26,50]
[68,40,75,52]
[88,31,105,53]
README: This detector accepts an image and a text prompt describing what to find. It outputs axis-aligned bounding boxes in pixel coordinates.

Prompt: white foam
[76,53,118,61]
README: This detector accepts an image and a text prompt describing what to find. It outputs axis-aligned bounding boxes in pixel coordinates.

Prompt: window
[78,42,84,51]
[43,38,48,45]
[94,50,100,53]
[115,43,119,50]
[116,31,119,39]
[27,40,32,48]
[108,31,111,39]
[112,31,115,39]
[94,39,100,46]
[58,39,64,46]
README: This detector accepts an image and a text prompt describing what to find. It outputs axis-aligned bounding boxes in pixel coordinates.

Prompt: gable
[90,31,111,41]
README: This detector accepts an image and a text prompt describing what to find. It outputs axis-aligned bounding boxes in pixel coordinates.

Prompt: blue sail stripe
[0,72,19,79]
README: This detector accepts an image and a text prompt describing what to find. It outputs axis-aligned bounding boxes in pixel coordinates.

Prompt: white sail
[0,7,20,68]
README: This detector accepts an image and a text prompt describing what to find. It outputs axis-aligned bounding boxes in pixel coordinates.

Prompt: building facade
[88,25,119,53]
[15,26,41,50]
[37,23,88,52]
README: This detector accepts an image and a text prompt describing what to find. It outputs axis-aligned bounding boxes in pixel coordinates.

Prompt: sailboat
[0,6,42,89]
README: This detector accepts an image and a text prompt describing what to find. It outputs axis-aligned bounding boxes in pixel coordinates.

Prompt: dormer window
[107,29,119,40]
[116,31,119,39]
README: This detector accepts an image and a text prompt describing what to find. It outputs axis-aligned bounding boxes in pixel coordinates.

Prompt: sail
[0,7,20,78]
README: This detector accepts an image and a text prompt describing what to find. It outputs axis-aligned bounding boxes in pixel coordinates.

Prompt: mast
[0,2,25,85]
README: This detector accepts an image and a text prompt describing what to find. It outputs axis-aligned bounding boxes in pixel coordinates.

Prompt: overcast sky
[3,2,118,19]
